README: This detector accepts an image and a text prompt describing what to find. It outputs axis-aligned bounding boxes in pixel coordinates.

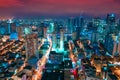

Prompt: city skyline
[0,0,120,18]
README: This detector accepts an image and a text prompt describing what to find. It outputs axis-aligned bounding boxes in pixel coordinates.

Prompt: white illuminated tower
[59,28,64,52]
[52,32,57,51]
[7,19,13,34]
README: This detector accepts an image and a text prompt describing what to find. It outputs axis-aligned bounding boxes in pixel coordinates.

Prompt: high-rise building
[106,14,115,24]
[112,36,117,56]
[105,33,114,55]
[112,35,120,56]
[67,17,75,33]
[52,32,57,51]
[0,21,9,34]
[72,31,77,40]
[38,26,43,38]
[76,27,81,40]
[68,16,84,34]
[47,22,54,33]
[74,16,84,28]
[93,17,100,27]
[11,23,17,33]
[106,13,116,33]
[54,21,59,33]
[59,28,64,51]
[16,26,24,38]
[6,19,14,34]
[43,27,47,38]
[25,33,38,60]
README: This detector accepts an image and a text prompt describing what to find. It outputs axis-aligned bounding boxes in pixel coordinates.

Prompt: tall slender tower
[112,35,119,57]
[59,28,64,51]
[16,26,23,39]
[7,19,13,34]
[67,17,75,33]
[52,32,57,51]
[118,32,120,55]
[43,27,47,38]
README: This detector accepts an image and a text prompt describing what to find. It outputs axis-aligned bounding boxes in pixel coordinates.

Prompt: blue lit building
[10,32,18,40]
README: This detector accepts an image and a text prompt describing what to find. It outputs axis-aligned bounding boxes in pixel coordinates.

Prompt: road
[35,37,52,80]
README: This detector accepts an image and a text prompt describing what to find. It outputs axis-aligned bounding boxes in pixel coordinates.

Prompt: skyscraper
[76,27,81,40]
[59,28,64,51]
[106,13,116,33]
[25,33,38,60]
[16,26,24,39]
[67,17,75,33]
[112,35,120,56]
[106,14,115,24]
[43,27,47,38]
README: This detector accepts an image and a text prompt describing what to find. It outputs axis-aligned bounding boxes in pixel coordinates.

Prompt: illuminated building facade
[43,27,47,38]
[11,23,17,33]
[52,32,57,50]
[59,28,64,51]
[67,17,75,33]
[25,33,38,60]
[72,31,77,40]
[76,27,81,40]
[106,13,116,33]
[112,34,120,56]
[16,27,24,38]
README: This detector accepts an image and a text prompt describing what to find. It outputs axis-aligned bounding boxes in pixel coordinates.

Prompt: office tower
[38,26,43,37]
[72,31,77,40]
[0,25,6,35]
[47,22,54,33]
[74,16,84,27]
[106,14,115,24]
[7,19,14,34]
[80,16,84,28]
[112,35,119,56]
[64,32,68,41]
[54,21,60,33]
[112,35,117,56]
[76,27,81,40]
[8,22,11,34]
[74,16,84,39]
[106,13,116,33]
[93,17,100,27]
[67,17,75,33]
[43,27,47,38]
[52,32,57,51]
[74,17,80,27]
[16,26,24,39]
[87,21,94,31]
[60,28,64,51]
[1,21,9,34]
[105,33,114,55]
[25,33,38,60]
[11,23,17,33]
[39,23,48,38]
[91,31,97,43]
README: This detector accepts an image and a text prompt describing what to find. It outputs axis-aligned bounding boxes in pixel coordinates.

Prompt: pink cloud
[0,0,120,17]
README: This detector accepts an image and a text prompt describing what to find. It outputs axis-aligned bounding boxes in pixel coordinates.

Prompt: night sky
[0,0,120,18]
